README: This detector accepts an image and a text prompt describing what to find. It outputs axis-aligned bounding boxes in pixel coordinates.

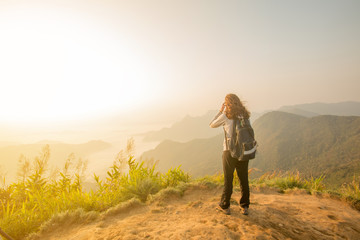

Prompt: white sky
[1,0,359,126]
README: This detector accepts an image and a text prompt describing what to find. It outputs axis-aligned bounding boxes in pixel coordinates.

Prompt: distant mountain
[142,110,262,143]
[142,110,223,142]
[35,140,65,144]
[279,101,360,117]
[0,140,112,183]
[142,111,360,187]
[142,101,360,144]
[277,108,319,118]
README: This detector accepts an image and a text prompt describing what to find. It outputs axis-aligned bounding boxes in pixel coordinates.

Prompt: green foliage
[304,175,326,192]
[195,172,223,185]
[250,171,325,193]
[0,142,190,239]
[340,176,360,202]
[161,166,190,188]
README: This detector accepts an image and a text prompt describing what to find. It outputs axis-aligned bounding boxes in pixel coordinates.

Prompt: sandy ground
[37,186,360,240]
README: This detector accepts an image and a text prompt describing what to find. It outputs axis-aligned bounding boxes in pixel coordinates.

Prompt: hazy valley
[2,101,360,187]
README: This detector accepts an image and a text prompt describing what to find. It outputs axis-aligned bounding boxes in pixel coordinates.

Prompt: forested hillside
[252,111,360,186]
[141,135,223,177]
[142,111,360,187]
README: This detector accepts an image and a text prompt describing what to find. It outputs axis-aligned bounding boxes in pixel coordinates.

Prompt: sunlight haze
[1,0,359,126]
[1,1,360,238]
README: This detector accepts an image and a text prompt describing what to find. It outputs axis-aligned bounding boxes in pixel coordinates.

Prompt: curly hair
[224,94,250,119]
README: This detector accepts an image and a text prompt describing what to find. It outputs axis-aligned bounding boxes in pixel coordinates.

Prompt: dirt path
[37,186,360,240]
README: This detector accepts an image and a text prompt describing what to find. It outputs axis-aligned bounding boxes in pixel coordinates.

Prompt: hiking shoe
[242,207,249,215]
[217,206,231,215]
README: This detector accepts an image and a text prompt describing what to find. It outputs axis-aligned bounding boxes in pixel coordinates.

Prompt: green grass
[199,170,360,211]
[249,171,326,193]
[339,176,360,210]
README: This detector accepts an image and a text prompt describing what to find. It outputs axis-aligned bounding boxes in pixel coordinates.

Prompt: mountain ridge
[279,101,360,116]
[141,101,360,144]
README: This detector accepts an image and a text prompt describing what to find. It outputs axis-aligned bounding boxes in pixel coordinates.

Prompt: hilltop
[2,141,359,240]
[33,185,360,240]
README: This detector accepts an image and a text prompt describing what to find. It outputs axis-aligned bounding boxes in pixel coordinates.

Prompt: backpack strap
[223,128,229,150]
[238,117,255,139]
[224,118,238,151]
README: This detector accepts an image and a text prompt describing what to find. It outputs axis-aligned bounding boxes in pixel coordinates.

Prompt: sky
[1,0,360,126]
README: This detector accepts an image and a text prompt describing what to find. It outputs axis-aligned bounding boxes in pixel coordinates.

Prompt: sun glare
[0,6,157,125]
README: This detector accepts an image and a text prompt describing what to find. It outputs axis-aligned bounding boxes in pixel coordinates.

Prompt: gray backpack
[229,117,257,161]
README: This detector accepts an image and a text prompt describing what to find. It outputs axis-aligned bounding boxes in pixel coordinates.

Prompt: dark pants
[220,151,250,209]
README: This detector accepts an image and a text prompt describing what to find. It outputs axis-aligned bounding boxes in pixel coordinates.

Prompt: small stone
[151,209,162,213]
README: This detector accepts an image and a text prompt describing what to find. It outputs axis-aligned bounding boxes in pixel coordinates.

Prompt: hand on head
[220,103,226,112]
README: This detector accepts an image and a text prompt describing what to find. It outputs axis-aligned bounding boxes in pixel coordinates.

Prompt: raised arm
[209,111,226,128]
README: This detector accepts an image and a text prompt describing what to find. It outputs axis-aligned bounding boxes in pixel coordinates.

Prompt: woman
[209,93,251,215]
